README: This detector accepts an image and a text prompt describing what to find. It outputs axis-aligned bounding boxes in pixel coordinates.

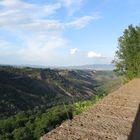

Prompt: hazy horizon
[0,62,114,67]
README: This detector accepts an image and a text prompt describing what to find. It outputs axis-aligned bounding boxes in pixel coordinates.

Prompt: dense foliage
[0,93,112,140]
[0,105,71,140]
[113,25,140,79]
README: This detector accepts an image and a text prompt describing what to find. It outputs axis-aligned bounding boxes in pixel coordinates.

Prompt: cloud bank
[0,0,101,65]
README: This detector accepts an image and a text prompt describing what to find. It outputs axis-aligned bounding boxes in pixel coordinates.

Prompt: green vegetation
[73,95,102,115]
[0,65,121,140]
[0,78,121,140]
[0,93,111,140]
[113,25,140,79]
[0,105,71,140]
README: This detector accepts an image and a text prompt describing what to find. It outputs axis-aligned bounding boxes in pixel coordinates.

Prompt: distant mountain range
[57,64,115,71]
[0,64,115,70]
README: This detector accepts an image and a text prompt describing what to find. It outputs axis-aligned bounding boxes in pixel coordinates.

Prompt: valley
[0,65,121,140]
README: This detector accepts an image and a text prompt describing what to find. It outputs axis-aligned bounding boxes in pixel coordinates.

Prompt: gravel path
[41,79,140,140]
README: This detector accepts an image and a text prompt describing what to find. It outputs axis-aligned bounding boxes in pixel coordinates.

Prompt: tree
[113,25,140,79]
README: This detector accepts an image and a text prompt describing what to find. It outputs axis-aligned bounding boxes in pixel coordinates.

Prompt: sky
[0,0,140,66]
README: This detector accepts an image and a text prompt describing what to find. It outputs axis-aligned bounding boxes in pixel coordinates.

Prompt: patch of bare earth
[41,79,140,140]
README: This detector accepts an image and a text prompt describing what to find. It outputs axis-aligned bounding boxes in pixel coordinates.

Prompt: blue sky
[0,0,140,66]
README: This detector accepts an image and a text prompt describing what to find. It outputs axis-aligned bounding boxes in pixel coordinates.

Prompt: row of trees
[113,25,140,79]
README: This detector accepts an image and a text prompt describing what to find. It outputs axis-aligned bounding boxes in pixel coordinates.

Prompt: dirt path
[41,79,140,140]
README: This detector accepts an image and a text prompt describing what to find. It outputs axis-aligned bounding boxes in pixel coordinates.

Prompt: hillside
[0,66,118,117]
[0,65,121,140]
[42,79,140,140]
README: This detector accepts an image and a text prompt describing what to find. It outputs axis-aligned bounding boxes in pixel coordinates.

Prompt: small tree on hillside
[113,25,140,79]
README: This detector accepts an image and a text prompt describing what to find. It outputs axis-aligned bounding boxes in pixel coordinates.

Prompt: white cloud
[0,0,98,31]
[0,0,101,65]
[44,3,61,15]
[17,33,67,62]
[88,51,103,58]
[0,0,96,31]
[0,0,66,64]
[0,0,20,6]
[20,20,63,31]
[66,16,98,29]
[0,0,61,28]
[58,0,83,15]
[58,0,82,7]
[70,48,79,54]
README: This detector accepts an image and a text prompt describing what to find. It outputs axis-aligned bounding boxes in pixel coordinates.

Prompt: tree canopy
[113,24,140,79]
